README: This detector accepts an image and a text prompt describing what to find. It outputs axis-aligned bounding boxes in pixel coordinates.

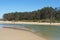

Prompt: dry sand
[0,28,46,40]
[0,21,60,25]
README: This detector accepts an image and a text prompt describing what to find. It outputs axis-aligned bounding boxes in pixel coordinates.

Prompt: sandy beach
[0,21,60,25]
[0,28,46,40]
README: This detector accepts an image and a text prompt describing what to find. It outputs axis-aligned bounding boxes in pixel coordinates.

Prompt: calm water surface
[0,24,60,40]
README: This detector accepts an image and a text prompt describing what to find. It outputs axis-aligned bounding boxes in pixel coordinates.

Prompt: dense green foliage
[3,7,60,22]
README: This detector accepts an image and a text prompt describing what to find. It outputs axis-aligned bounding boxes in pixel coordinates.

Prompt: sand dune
[0,28,46,40]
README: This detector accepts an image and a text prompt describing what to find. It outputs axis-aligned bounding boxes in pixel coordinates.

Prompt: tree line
[3,7,60,22]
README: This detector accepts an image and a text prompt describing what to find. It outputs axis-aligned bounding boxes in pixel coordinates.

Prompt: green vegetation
[3,7,60,22]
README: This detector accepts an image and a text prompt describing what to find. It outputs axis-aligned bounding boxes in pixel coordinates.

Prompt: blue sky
[0,0,60,18]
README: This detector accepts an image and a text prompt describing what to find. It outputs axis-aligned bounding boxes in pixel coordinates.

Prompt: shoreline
[0,21,60,25]
[0,28,46,40]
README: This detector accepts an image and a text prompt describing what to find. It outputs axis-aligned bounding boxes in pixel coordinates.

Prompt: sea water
[0,24,60,40]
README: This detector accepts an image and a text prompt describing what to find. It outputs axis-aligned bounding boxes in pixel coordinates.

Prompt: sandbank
[0,28,46,40]
[0,21,60,25]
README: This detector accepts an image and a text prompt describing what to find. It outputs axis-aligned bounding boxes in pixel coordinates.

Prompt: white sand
[0,28,46,40]
[0,21,60,25]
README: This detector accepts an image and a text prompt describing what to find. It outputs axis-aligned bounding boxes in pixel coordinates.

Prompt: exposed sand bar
[0,28,46,40]
[0,21,60,25]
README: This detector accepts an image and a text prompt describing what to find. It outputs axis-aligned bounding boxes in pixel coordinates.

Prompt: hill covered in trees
[3,7,60,22]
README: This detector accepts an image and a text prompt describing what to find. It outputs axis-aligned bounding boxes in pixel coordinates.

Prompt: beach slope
[0,28,46,40]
